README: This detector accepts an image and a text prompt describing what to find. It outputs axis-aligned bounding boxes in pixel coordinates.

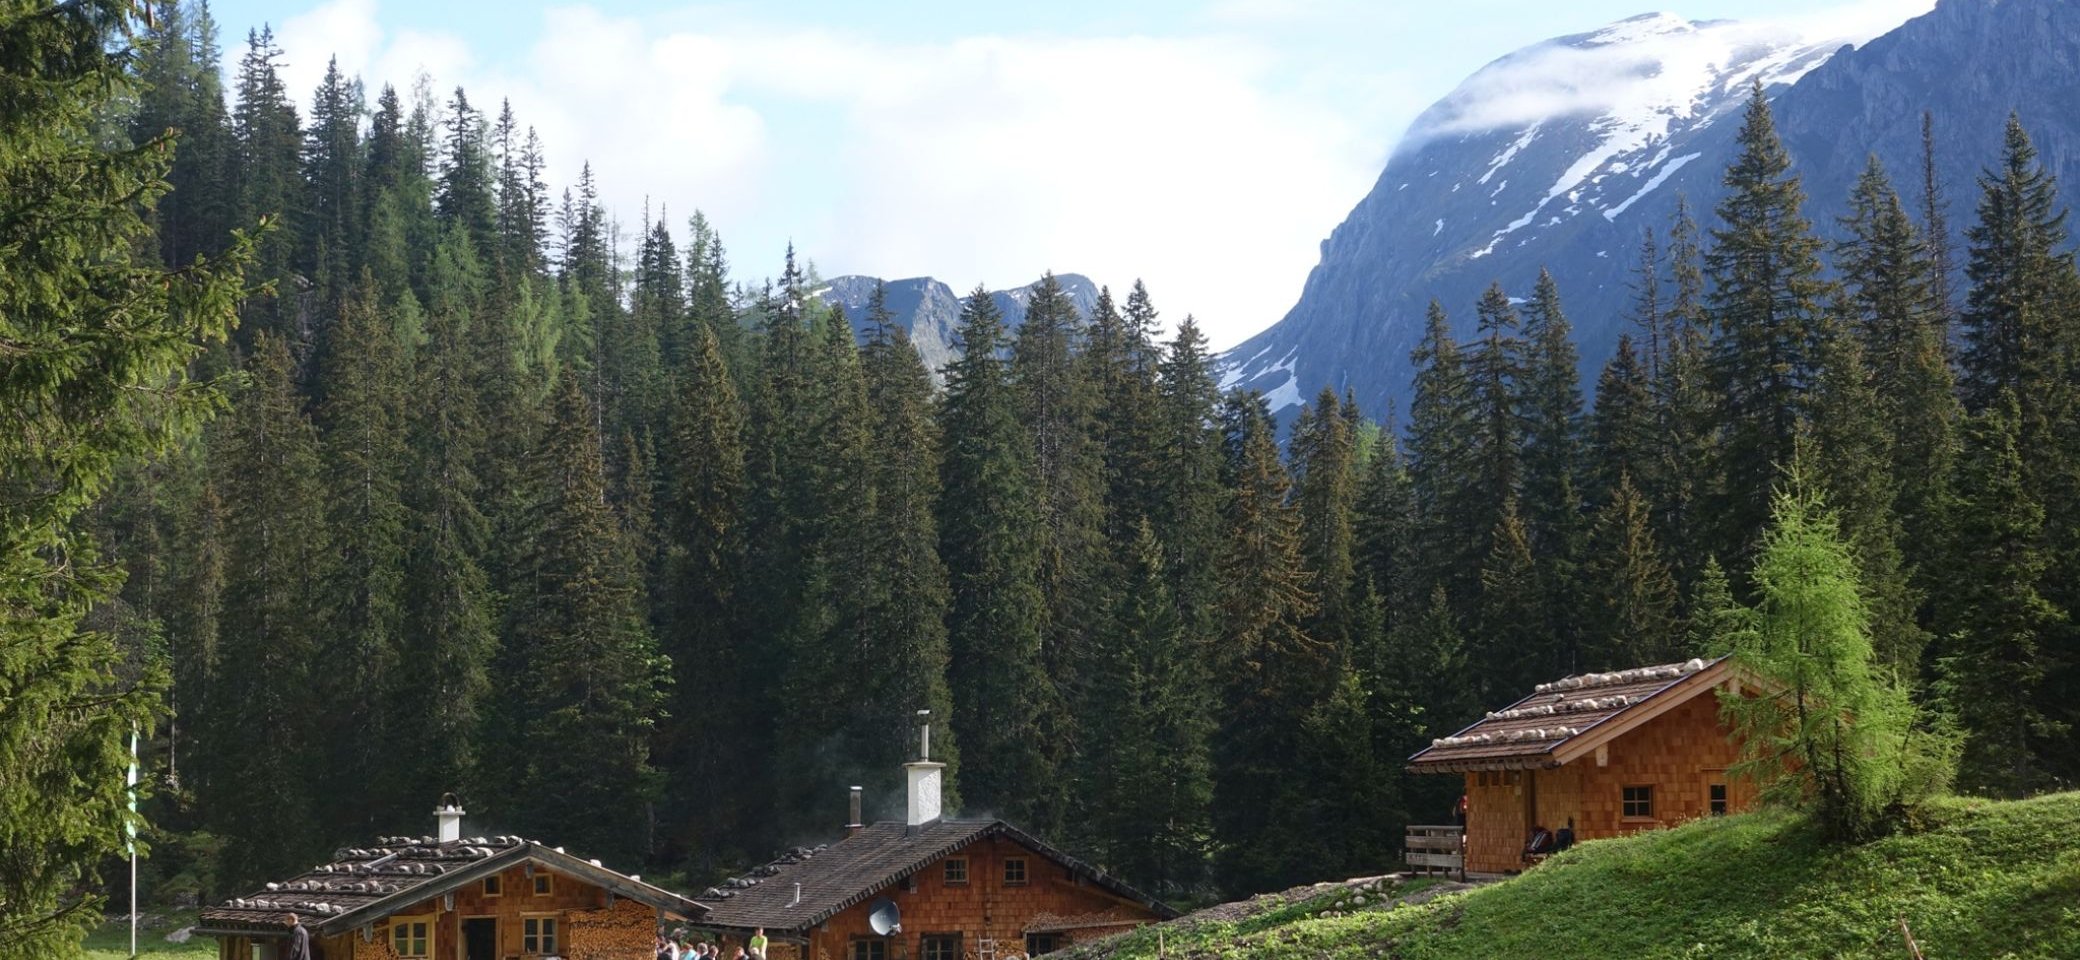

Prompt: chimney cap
[434,791,464,813]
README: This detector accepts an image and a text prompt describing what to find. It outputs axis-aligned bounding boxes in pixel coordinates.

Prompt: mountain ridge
[1223,0,2079,421]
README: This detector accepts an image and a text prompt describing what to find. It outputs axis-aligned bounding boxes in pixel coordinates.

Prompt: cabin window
[943,857,968,885]
[1003,857,1027,886]
[1622,785,1654,819]
[922,934,962,960]
[851,939,888,960]
[532,872,553,896]
[523,916,559,954]
[1026,934,1061,956]
[483,874,503,897]
[1710,783,1728,816]
[390,916,432,958]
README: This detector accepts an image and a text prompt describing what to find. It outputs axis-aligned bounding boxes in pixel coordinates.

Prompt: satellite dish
[868,898,901,936]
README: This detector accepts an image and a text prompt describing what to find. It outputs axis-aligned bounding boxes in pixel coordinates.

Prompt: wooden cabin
[197,799,707,960]
[1405,657,1756,877]
[694,747,1175,960]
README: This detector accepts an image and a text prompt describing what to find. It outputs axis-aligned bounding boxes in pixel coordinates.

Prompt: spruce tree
[1290,388,1359,653]
[1588,335,1655,509]
[314,277,411,833]
[1151,317,1227,661]
[228,26,304,346]
[654,319,748,866]
[1654,197,1719,588]
[1354,426,1417,618]
[301,56,364,325]
[394,227,498,806]
[1585,475,1681,669]
[497,375,667,866]
[200,336,333,887]
[1518,269,1587,670]
[1210,394,1324,895]
[1808,324,1926,674]
[1405,301,1481,611]
[1468,282,1525,521]
[1835,154,1958,573]
[1010,272,1108,831]
[0,4,248,947]
[939,287,1056,826]
[860,287,959,808]
[1083,521,1213,897]
[1705,82,1831,571]
[1475,500,1546,701]
[1935,395,2066,796]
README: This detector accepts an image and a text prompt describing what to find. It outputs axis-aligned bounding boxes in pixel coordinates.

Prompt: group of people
[658,926,769,960]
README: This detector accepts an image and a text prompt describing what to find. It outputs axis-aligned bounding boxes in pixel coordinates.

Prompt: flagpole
[128,726,139,960]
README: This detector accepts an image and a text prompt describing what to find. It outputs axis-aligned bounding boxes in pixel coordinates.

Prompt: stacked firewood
[563,898,657,960]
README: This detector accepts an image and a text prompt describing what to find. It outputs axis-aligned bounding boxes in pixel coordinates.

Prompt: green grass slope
[1083,793,2080,960]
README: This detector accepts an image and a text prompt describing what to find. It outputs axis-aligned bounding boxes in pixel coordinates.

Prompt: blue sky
[208,0,1933,347]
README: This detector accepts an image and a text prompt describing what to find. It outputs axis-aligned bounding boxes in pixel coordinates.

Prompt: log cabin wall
[718,836,1162,960]
[1460,690,1757,875]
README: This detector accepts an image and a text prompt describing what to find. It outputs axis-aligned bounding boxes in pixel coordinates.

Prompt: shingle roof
[1406,657,1728,771]
[197,835,707,937]
[694,820,1177,932]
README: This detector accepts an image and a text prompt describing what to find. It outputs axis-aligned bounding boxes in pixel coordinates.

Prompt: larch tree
[1709,463,1954,841]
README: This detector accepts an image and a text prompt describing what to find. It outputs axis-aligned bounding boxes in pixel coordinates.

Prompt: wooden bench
[1403,825,1464,881]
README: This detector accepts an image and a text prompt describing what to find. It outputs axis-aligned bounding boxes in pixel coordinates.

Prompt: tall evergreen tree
[1835,155,1958,572]
[496,375,667,866]
[301,56,363,325]
[314,278,411,833]
[1588,335,1655,508]
[939,287,1056,825]
[653,318,746,866]
[199,336,333,887]
[860,287,960,808]
[1405,301,1481,610]
[1584,474,1681,669]
[1290,388,1359,653]
[394,228,498,806]
[1151,317,1227,659]
[1518,269,1588,669]
[229,26,305,345]
[1934,395,2066,796]
[1010,272,1108,831]
[1082,521,1213,897]
[1210,394,1323,895]
[1705,83,1832,570]
[0,4,248,947]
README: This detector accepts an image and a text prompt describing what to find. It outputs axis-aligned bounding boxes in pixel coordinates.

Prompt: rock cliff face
[818,274,1101,377]
[1224,0,2080,420]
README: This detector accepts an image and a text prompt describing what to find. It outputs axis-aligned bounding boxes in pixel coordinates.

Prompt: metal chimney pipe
[847,786,864,836]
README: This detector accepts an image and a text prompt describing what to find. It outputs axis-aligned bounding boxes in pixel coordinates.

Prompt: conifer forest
[8,4,2080,955]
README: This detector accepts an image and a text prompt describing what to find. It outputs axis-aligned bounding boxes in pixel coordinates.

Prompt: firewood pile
[564,898,657,960]
[350,935,403,960]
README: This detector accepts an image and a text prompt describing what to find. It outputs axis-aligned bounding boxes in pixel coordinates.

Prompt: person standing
[749,928,769,960]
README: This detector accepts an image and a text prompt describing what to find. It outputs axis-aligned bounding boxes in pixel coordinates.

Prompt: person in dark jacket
[284,914,312,960]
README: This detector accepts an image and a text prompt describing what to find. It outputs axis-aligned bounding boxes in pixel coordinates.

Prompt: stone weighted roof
[1406,657,1729,771]
[198,835,707,937]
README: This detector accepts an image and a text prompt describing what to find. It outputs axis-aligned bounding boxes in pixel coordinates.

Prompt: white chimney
[434,793,465,844]
[905,713,944,827]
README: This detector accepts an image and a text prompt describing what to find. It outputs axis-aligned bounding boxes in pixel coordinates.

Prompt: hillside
[1072,793,2080,960]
